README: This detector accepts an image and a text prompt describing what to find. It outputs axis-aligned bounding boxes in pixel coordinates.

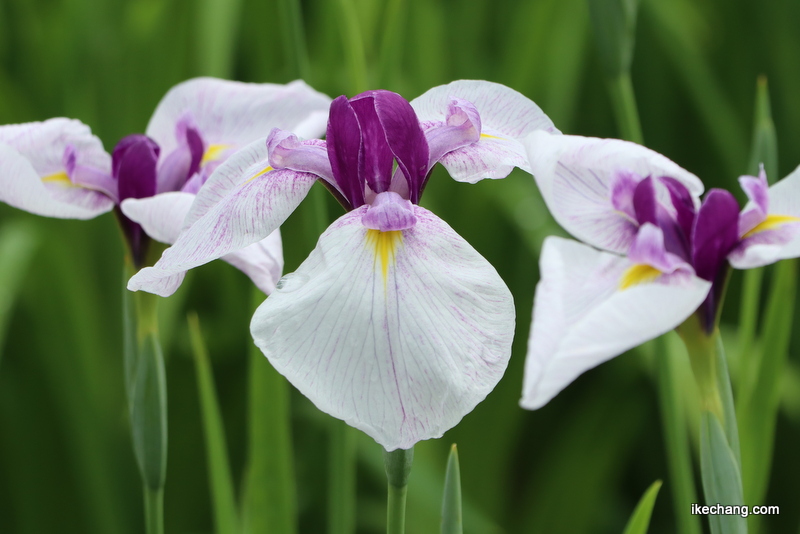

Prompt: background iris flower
[521,131,800,410]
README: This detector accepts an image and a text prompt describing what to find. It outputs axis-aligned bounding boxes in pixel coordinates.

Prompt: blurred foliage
[0,0,799,533]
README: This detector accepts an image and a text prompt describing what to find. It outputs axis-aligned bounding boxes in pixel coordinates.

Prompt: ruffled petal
[411,80,558,182]
[729,164,800,269]
[122,191,283,294]
[127,143,315,296]
[521,237,711,410]
[251,207,514,450]
[0,119,114,219]
[524,131,704,254]
[146,78,331,157]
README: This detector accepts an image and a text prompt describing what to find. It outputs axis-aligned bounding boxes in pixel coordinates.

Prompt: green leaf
[746,76,778,180]
[739,260,797,509]
[196,0,242,77]
[187,312,240,534]
[587,0,639,77]
[242,288,298,534]
[622,480,662,534]
[0,221,37,365]
[441,444,462,534]
[699,412,747,534]
[655,334,701,534]
[122,267,168,493]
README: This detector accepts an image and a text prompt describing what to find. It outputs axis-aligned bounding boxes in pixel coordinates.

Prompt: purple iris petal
[738,167,770,235]
[62,144,119,201]
[156,118,204,194]
[633,176,658,226]
[691,189,740,282]
[628,223,690,274]
[361,191,418,231]
[424,98,481,173]
[327,96,365,207]
[660,176,696,243]
[372,91,430,204]
[610,170,639,222]
[113,134,160,266]
[739,166,769,216]
[350,93,394,194]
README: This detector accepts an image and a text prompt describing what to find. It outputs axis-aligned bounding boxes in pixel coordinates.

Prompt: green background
[0,0,798,532]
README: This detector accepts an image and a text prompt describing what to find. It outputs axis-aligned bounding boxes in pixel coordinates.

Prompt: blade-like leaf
[0,221,37,365]
[441,444,462,534]
[242,288,298,534]
[699,412,747,534]
[187,311,239,534]
[622,480,662,534]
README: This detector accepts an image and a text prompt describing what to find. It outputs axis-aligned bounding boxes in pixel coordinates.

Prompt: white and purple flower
[129,80,558,449]
[0,78,331,292]
[520,131,800,410]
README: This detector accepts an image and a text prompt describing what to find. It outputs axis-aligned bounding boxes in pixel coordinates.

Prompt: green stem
[144,486,164,534]
[654,335,701,534]
[328,420,357,534]
[384,447,414,534]
[607,73,644,144]
[277,0,311,81]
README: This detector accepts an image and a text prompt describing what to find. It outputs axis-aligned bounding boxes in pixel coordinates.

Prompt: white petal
[0,119,113,219]
[221,229,283,295]
[729,164,800,269]
[251,207,514,450]
[146,78,331,155]
[411,80,559,182]
[121,192,195,244]
[127,150,314,296]
[521,237,710,410]
[523,131,704,253]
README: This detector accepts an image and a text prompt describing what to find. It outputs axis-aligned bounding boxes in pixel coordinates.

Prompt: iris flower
[520,131,800,409]
[129,81,558,449]
[0,78,330,290]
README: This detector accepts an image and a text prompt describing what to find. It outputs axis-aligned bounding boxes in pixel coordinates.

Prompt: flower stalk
[123,258,168,534]
[384,447,414,534]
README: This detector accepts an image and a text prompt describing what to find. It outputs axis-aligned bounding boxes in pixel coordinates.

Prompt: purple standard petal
[372,91,430,204]
[327,96,365,207]
[113,134,160,266]
[633,176,658,226]
[660,176,697,243]
[156,116,205,194]
[692,189,741,282]
[692,189,740,331]
[349,93,394,194]
[361,191,418,231]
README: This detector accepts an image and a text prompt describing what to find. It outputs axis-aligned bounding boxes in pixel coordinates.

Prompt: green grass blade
[655,334,702,534]
[699,413,747,534]
[196,0,242,77]
[622,480,662,534]
[242,288,298,534]
[440,444,462,534]
[277,0,311,81]
[187,312,240,534]
[337,0,369,93]
[329,420,358,534]
[739,260,797,509]
[0,221,37,365]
